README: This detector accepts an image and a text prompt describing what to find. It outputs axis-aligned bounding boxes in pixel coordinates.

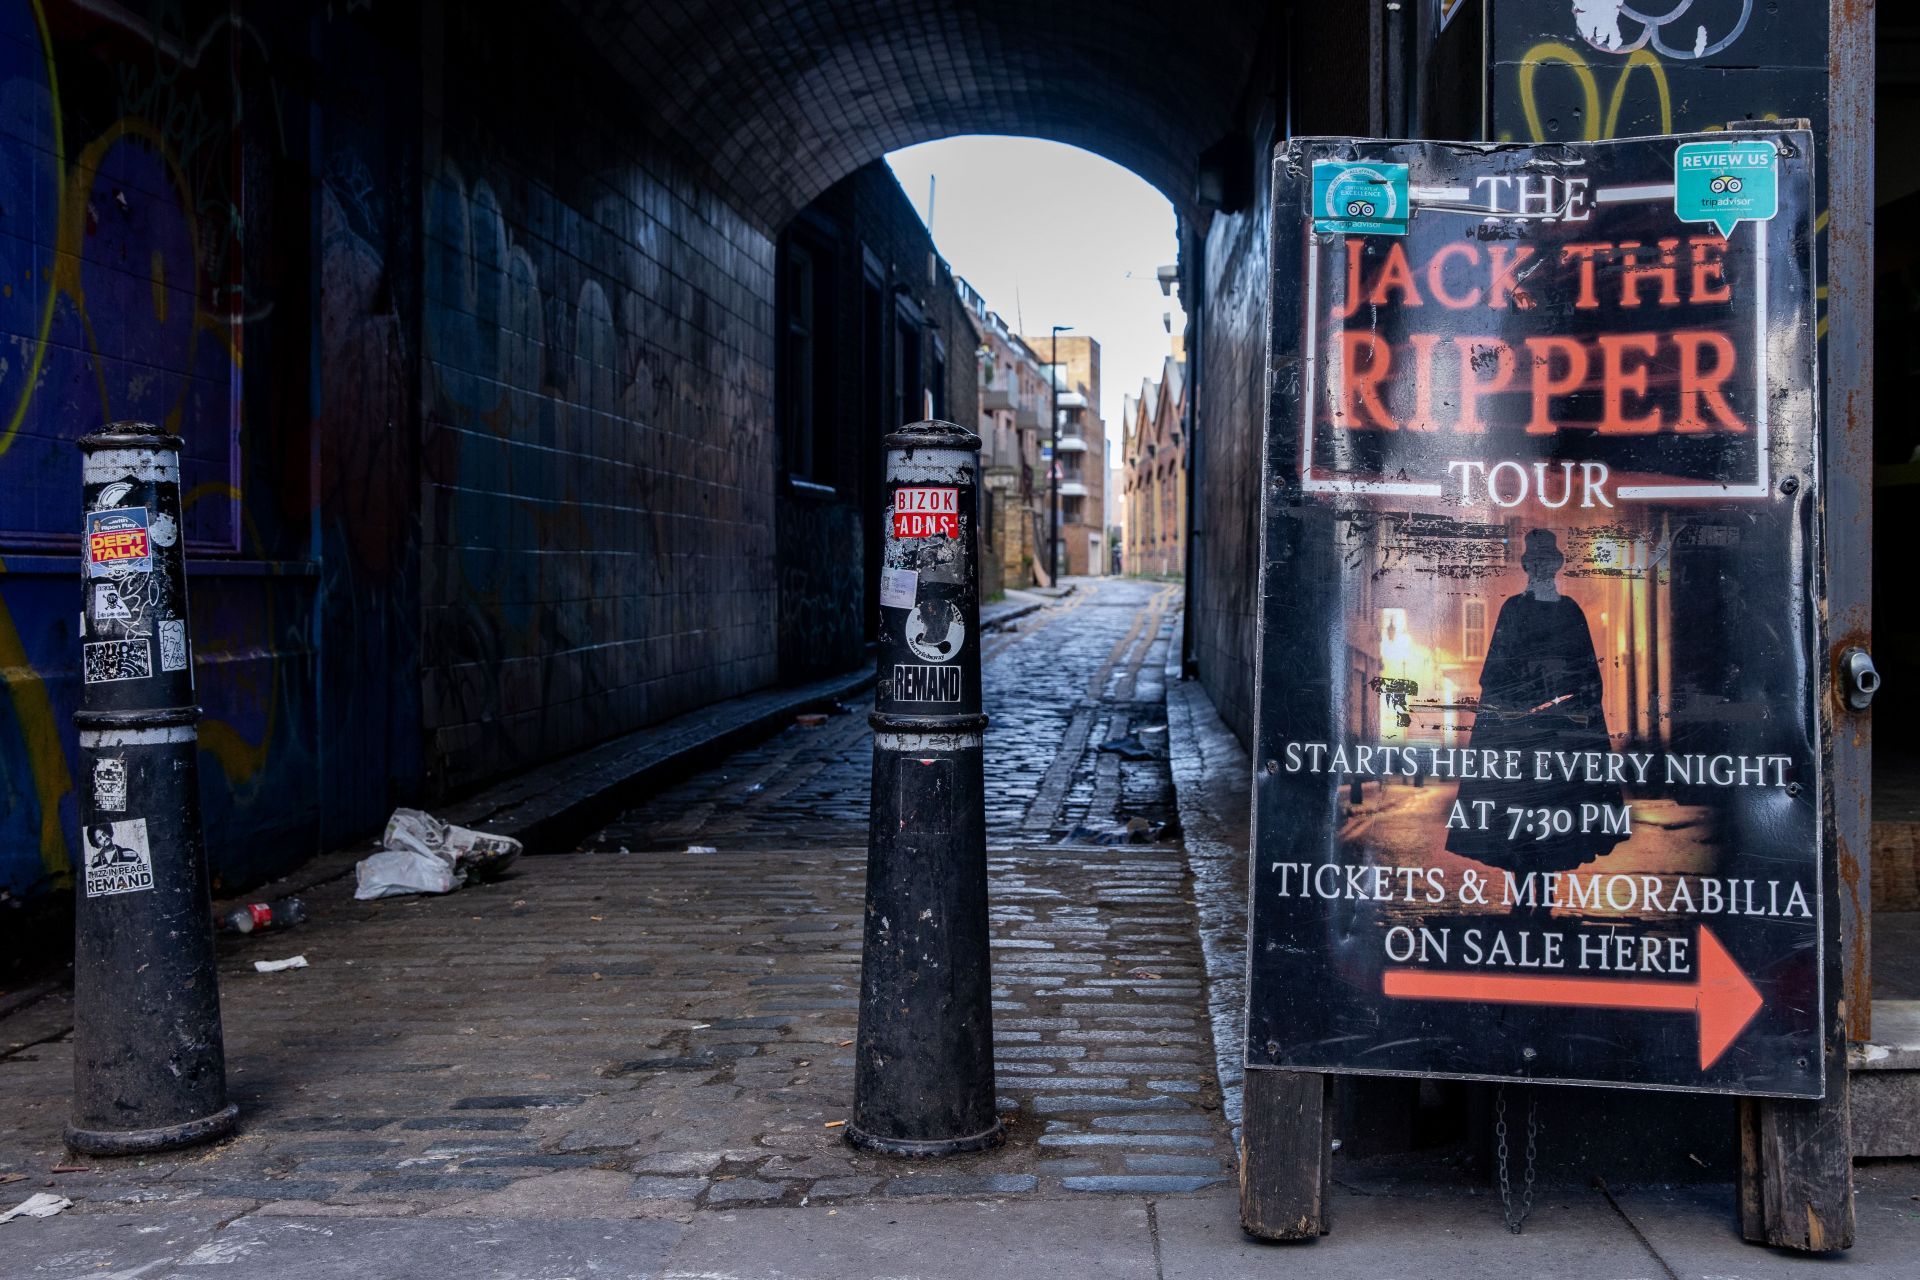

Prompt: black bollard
[67,423,237,1156]
[848,419,1001,1156]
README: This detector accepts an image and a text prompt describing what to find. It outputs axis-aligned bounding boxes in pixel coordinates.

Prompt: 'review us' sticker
[1674,141,1778,237]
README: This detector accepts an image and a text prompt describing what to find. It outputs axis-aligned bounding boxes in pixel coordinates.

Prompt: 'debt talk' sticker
[1674,140,1778,237]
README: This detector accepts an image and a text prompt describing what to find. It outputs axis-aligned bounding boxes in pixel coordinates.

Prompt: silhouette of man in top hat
[1445,529,1627,873]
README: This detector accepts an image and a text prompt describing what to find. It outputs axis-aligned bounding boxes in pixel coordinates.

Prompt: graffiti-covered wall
[1,0,807,912]
[418,8,777,794]
[1486,3,1828,145]
[1,0,422,912]
[1482,1,1830,334]
[1190,10,1371,746]
[5,2,297,905]
[773,163,980,684]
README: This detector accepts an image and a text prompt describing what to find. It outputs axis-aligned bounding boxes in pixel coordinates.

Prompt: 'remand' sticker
[894,663,962,702]
[892,487,959,539]
[86,507,152,578]
[83,818,154,897]
[83,638,152,684]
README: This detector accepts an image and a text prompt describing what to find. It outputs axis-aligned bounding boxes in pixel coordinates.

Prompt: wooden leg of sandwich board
[1239,1069,1332,1240]
[1738,1016,1854,1251]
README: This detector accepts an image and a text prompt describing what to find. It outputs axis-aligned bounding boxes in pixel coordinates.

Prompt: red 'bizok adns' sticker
[893,487,958,538]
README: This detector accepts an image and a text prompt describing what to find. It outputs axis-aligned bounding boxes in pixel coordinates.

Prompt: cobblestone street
[0,580,1228,1224]
[8,584,1919,1279]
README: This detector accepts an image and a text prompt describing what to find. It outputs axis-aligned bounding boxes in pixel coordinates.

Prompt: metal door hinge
[1841,647,1879,711]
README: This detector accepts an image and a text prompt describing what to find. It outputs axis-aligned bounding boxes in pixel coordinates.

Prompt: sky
[886,136,1186,456]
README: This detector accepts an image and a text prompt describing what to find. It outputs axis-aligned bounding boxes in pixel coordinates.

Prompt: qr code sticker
[83,638,151,684]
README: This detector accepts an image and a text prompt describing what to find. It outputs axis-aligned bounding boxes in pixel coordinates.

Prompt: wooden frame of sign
[1241,124,1855,1250]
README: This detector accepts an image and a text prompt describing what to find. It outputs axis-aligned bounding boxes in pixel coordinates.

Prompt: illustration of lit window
[1462,599,1487,660]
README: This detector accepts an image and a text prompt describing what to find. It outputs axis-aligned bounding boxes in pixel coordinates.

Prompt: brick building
[1122,347,1186,578]
[960,281,1049,593]
[773,164,979,680]
[1025,334,1108,578]
[0,1,1878,967]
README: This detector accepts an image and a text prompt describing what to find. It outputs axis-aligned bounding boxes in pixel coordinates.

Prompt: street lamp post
[1049,325,1070,581]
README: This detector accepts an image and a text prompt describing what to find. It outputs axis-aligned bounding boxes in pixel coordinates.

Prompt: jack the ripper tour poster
[1248,131,1824,1097]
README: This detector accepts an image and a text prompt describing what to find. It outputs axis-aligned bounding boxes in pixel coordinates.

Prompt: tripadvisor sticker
[1674,140,1778,237]
[1313,162,1408,236]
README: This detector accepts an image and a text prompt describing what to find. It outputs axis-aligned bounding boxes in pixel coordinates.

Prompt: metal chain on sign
[1494,1084,1540,1234]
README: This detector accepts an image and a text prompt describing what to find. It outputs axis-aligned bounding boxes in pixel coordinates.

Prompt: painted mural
[0,0,396,908]
[417,4,780,795]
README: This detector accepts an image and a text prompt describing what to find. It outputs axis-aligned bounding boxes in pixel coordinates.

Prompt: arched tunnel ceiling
[560,0,1273,230]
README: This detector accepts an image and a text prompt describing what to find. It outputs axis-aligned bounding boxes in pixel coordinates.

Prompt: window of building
[860,254,886,638]
[894,303,924,429]
[778,231,837,485]
[930,336,947,420]
[1463,598,1488,659]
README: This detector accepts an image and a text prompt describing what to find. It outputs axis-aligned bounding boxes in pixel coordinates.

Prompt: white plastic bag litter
[354,848,459,900]
[352,809,522,900]
[0,1193,71,1224]
[383,808,521,881]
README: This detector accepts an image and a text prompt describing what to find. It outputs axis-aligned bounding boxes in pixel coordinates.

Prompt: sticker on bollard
[67,425,236,1156]
[851,420,1000,1156]
[891,486,960,538]
[81,818,155,896]
[85,508,152,574]
[893,663,962,703]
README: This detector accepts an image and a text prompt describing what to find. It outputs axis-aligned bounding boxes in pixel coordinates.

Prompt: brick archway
[563,0,1273,228]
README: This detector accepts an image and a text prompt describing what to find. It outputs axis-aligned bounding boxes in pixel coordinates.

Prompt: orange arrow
[1382,926,1763,1070]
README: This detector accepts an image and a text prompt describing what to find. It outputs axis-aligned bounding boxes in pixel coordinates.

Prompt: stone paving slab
[439,666,879,851]
[1153,1187,1660,1280]
[1164,666,1251,1138]
[657,1198,1159,1280]
[13,1175,1919,1278]
[10,1212,685,1278]
[4,576,1916,1273]
[0,579,1226,1223]
[1610,1163,1920,1277]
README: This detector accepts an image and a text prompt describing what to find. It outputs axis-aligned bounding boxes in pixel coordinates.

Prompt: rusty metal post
[1738,3,1871,1250]
[848,419,1000,1156]
[67,424,236,1156]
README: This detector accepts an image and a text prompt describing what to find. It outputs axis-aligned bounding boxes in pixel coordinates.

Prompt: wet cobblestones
[0,579,1229,1217]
